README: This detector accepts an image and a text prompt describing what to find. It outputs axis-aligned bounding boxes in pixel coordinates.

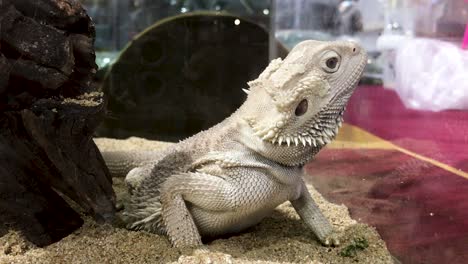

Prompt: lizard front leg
[290,181,340,246]
[159,172,235,248]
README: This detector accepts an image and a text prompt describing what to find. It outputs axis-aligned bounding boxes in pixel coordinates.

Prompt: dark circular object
[326,57,338,69]
[295,99,308,116]
[97,12,288,141]
[141,40,163,64]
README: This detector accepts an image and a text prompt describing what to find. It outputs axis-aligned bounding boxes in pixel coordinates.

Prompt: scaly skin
[102,40,367,248]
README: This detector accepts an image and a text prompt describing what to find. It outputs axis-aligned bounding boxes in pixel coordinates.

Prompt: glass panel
[2,1,466,263]
[81,0,281,141]
[274,1,468,264]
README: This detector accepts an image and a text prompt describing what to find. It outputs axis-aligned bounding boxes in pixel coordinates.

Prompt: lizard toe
[321,231,341,247]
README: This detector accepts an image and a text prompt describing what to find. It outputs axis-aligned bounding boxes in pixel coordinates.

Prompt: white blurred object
[375,0,415,89]
[394,38,468,111]
[376,34,411,89]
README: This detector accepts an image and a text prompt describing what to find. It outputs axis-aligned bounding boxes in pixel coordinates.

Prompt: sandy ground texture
[0,138,394,264]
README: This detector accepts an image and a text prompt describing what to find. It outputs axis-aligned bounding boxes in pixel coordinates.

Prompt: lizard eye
[326,57,338,69]
[295,99,308,116]
[321,51,341,73]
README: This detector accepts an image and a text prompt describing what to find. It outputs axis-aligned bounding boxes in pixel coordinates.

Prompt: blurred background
[81,1,468,264]
[84,0,468,121]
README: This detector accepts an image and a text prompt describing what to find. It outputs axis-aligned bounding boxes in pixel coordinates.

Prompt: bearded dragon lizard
[102,40,367,249]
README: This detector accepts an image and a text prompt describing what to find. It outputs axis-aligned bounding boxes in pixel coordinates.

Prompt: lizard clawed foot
[320,231,341,247]
[177,246,233,264]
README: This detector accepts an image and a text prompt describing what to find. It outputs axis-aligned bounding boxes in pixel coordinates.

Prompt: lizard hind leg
[121,151,195,235]
[122,165,166,234]
[125,166,152,194]
[122,194,166,234]
[125,203,165,233]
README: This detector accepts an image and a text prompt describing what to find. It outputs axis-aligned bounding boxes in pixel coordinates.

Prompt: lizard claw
[321,231,341,247]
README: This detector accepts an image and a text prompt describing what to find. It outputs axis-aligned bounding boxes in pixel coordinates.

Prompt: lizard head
[241,40,367,166]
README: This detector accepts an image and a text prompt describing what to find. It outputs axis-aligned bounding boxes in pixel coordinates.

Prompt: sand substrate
[0,137,393,264]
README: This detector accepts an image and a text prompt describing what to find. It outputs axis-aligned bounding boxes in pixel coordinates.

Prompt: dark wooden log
[0,54,9,93]
[0,0,115,246]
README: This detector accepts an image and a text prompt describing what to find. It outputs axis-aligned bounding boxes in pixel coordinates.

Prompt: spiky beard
[247,105,344,149]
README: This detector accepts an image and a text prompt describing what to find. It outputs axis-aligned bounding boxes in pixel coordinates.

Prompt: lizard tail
[101,151,161,178]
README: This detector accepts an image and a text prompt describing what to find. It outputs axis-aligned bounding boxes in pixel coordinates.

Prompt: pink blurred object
[464,0,468,49]
[463,23,468,49]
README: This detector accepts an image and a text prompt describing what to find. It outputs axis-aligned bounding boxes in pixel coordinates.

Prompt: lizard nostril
[352,47,356,52]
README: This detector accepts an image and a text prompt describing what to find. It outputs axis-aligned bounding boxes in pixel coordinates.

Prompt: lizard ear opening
[295,99,308,116]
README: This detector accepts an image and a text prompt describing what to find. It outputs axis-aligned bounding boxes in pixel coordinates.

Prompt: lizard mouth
[246,106,345,149]
[267,109,344,148]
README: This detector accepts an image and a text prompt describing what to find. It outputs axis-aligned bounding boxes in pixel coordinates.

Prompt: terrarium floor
[307,86,468,264]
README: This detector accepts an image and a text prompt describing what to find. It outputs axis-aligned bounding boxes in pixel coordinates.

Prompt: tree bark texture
[0,0,115,246]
